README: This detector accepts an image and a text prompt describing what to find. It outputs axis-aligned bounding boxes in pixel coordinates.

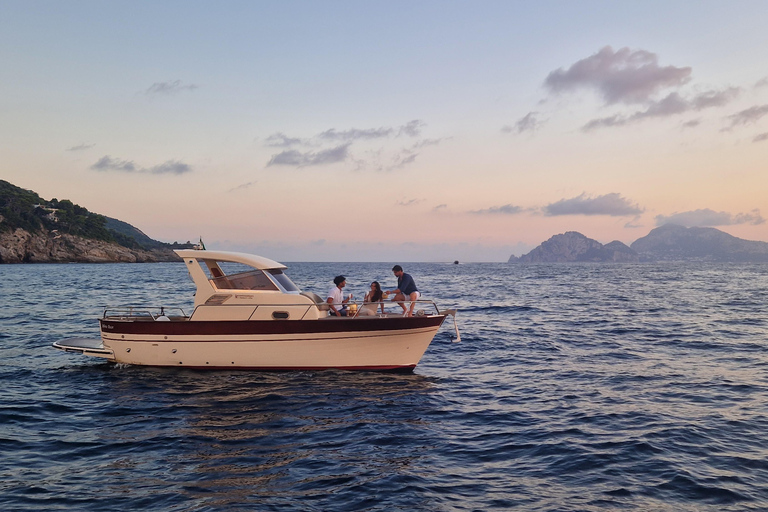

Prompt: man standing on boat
[388,265,420,317]
[327,275,351,316]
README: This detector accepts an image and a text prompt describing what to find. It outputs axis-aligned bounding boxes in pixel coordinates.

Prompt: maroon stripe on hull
[109,363,417,373]
[100,315,445,336]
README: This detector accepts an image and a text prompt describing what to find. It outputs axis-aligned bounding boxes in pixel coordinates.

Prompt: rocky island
[510,225,768,263]
[0,180,192,263]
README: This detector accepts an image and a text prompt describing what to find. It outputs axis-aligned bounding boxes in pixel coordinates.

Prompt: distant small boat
[453,260,459,265]
[54,249,460,372]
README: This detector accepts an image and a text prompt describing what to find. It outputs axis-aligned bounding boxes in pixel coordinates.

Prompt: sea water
[1,261,767,511]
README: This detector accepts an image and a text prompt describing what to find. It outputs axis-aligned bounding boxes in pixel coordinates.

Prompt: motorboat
[53,249,460,372]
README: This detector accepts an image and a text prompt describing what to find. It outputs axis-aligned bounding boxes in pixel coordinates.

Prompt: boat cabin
[176,249,327,321]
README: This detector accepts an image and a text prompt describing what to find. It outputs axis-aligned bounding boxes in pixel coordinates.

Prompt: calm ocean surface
[2,261,768,511]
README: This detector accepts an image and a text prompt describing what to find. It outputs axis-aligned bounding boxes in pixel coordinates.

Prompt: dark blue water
[2,261,768,511]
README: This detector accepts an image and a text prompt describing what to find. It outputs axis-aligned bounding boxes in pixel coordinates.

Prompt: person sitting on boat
[359,281,386,316]
[327,275,352,316]
[387,265,420,317]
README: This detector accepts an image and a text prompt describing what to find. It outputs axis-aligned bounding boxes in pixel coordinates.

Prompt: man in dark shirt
[388,265,420,317]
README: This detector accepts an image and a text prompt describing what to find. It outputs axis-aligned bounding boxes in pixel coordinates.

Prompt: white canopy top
[174,249,287,270]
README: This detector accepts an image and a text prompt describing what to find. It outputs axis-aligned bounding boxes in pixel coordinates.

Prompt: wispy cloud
[724,104,768,130]
[264,132,305,147]
[66,143,95,152]
[397,120,426,137]
[389,151,418,170]
[656,208,765,227]
[544,193,643,216]
[502,112,542,134]
[147,161,192,174]
[90,156,192,174]
[470,204,524,215]
[545,46,691,105]
[266,143,351,167]
[411,137,446,149]
[228,181,257,192]
[682,119,701,129]
[754,132,768,143]
[397,198,422,207]
[318,126,394,141]
[582,88,740,131]
[264,120,438,170]
[144,80,198,96]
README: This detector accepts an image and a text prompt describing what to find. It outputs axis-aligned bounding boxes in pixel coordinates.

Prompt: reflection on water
[88,366,441,508]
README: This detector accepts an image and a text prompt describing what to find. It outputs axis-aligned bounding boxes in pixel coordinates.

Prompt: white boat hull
[101,325,440,371]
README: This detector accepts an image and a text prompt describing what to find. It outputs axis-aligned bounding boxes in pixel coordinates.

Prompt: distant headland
[0,180,193,263]
[509,226,768,263]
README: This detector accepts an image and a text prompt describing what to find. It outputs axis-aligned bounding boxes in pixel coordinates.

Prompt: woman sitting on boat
[359,281,386,316]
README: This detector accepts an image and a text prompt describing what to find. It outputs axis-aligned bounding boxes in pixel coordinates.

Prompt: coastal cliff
[0,179,189,264]
[0,228,180,263]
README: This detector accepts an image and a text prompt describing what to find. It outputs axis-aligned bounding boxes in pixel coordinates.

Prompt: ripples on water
[2,262,768,511]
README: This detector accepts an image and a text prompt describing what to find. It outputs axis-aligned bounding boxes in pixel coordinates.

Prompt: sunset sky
[2,1,767,261]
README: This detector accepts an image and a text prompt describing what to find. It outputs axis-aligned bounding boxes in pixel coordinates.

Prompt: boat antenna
[194,237,206,251]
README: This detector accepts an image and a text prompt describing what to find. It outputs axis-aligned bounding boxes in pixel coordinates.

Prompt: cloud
[145,80,198,95]
[318,126,394,141]
[90,156,192,174]
[656,208,765,227]
[682,119,701,129]
[433,204,448,211]
[582,88,740,131]
[264,132,305,147]
[724,104,768,129]
[91,156,137,172]
[545,46,691,105]
[756,77,768,88]
[691,87,741,109]
[754,132,768,143]
[314,120,424,142]
[228,181,257,192]
[398,119,426,137]
[66,143,95,152]
[544,193,644,216]
[470,204,524,215]
[397,198,422,207]
[389,151,418,170]
[502,112,542,134]
[264,120,435,171]
[266,143,351,167]
[411,137,446,149]
[146,160,192,174]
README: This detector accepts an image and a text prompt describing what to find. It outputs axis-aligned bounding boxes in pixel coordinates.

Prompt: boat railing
[102,300,449,321]
[348,299,441,318]
[103,306,188,321]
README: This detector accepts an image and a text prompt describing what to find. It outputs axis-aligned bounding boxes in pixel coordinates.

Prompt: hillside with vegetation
[0,180,192,263]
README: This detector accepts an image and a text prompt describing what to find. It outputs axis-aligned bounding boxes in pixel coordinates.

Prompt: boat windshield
[211,269,279,291]
[268,269,300,292]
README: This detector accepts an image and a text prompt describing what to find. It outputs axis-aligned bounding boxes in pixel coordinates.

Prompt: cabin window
[211,270,278,291]
[272,311,289,319]
[268,269,300,292]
